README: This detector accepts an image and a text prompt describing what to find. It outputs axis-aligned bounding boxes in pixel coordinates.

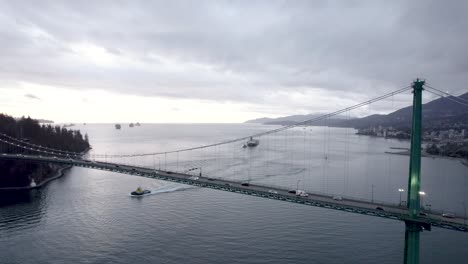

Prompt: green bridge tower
[404,78,426,264]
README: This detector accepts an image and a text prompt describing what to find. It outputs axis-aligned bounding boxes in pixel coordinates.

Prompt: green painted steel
[407,79,424,217]
[404,79,425,264]
[404,222,421,264]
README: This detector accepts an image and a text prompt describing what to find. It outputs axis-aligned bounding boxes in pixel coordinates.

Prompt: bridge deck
[1,153,466,232]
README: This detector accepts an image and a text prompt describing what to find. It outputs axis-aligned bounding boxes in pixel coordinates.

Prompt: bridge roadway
[1,153,467,232]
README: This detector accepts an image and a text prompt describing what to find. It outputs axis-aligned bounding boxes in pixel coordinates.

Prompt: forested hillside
[0,114,90,188]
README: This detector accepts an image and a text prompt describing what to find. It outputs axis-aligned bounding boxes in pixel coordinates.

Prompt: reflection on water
[0,189,47,234]
[0,190,35,207]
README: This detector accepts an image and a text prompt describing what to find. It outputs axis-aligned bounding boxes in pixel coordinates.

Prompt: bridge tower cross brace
[404,78,425,264]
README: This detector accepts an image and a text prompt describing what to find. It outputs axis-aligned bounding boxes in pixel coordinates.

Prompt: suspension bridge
[1,79,467,264]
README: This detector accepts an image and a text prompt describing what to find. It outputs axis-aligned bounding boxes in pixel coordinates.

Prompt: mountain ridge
[244,92,468,128]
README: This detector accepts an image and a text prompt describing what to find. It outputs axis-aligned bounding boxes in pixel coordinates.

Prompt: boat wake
[150,184,195,195]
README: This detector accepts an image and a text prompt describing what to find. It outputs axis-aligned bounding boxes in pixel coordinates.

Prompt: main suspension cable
[2,85,413,158]
[89,85,413,158]
[424,86,468,108]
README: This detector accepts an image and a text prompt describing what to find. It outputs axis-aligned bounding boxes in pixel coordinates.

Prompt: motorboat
[246,137,259,147]
[130,187,151,196]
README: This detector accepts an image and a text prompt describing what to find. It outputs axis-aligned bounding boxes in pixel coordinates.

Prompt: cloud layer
[1,1,467,121]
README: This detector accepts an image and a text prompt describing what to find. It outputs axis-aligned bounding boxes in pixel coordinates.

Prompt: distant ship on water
[246,137,259,147]
[115,124,121,129]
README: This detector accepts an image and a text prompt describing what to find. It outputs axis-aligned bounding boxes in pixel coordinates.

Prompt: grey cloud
[1,0,467,114]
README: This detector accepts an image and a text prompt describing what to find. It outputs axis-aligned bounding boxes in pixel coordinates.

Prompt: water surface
[1,124,467,264]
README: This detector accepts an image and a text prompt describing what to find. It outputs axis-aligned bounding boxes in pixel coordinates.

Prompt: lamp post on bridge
[462,202,466,226]
[419,191,426,210]
[398,188,405,206]
[151,156,161,171]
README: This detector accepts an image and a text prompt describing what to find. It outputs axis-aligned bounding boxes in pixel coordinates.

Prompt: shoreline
[0,148,90,191]
[0,165,72,191]
[385,150,468,167]
[356,133,467,167]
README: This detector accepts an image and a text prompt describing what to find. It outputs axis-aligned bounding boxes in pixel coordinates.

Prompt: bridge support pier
[404,222,421,264]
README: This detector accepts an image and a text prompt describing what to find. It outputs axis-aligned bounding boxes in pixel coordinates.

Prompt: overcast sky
[1,1,467,123]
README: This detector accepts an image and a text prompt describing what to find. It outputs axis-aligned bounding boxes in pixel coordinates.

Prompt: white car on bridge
[295,190,309,197]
